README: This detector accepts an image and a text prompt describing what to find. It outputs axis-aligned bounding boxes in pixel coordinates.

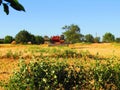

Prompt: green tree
[0,0,25,15]
[30,34,36,44]
[115,38,120,43]
[102,32,115,43]
[15,30,31,44]
[94,37,100,43]
[85,34,94,43]
[35,35,44,44]
[4,35,13,43]
[62,24,81,43]
[0,39,4,44]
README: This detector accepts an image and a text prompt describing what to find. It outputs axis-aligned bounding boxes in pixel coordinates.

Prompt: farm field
[0,43,120,89]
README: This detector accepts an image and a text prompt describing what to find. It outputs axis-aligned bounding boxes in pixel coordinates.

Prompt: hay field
[0,43,120,89]
[73,43,120,57]
[0,43,119,80]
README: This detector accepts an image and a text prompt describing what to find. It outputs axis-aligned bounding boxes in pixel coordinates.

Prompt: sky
[0,0,120,39]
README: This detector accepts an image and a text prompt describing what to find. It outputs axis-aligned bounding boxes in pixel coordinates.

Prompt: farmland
[0,43,120,89]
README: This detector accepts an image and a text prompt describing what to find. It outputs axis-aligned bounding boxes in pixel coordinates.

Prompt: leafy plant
[0,0,25,15]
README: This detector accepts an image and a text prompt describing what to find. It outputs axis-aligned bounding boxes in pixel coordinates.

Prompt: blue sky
[0,0,120,39]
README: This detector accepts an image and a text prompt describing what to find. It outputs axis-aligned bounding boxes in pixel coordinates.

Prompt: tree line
[0,30,44,44]
[62,24,120,43]
[0,24,120,44]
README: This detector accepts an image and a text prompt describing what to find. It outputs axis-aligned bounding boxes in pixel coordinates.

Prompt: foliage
[0,44,120,89]
[92,59,120,89]
[85,34,94,43]
[35,35,44,44]
[2,59,89,90]
[0,39,4,44]
[115,38,120,43]
[4,35,13,43]
[15,30,32,44]
[94,37,100,43]
[62,24,81,43]
[2,57,120,90]
[102,32,115,43]
[30,34,36,44]
[0,0,25,15]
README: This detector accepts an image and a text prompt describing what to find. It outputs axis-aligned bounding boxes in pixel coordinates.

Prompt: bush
[2,58,120,90]
[115,38,120,43]
[3,59,89,90]
[0,39,4,44]
[4,35,13,44]
[35,35,44,44]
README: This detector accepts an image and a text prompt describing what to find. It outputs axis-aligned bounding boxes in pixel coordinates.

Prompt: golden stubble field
[0,43,120,89]
[72,43,120,57]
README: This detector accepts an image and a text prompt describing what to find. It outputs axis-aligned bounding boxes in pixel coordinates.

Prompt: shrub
[3,59,90,90]
[35,35,44,44]
[2,58,120,90]
[115,38,120,43]
[4,35,13,44]
[0,39,4,44]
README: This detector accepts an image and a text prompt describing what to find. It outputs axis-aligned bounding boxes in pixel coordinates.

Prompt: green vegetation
[1,25,120,44]
[35,36,44,44]
[0,45,120,89]
[115,38,120,43]
[102,32,115,43]
[2,54,120,90]
[15,30,32,44]
[85,34,94,43]
[0,0,25,15]
[62,24,82,43]
[4,35,13,44]
[94,37,100,43]
[15,30,44,44]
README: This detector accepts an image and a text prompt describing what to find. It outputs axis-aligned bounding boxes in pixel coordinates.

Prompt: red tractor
[51,35,64,44]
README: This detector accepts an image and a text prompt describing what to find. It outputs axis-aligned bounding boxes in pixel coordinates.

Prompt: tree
[4,35,13,43]
[102,32,115,43]
[85,34,94,43]
[62,24,81,43]
[35,35,44,44]
[115,38,120,43]
[15,30,31,44]
[0,39,4,44]
[0,0,25,15]
[30,34,36,44]
[94,37,100,43]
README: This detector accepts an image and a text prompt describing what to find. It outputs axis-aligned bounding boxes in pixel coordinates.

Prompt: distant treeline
[0,28,120,44]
